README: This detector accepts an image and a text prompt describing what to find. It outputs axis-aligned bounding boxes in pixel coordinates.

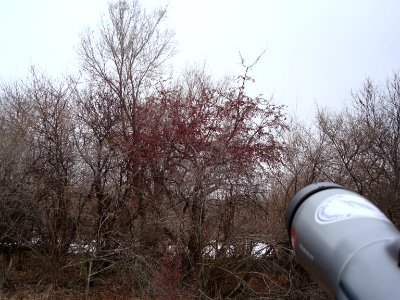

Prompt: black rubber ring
[285,182,347,241]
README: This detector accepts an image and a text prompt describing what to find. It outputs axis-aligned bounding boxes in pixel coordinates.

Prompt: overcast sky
[1,0,400,121]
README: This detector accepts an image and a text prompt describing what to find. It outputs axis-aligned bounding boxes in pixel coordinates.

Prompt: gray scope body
[286,182,400,300]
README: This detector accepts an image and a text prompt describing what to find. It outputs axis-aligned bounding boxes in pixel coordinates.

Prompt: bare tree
[76,0,175,240]
[349,75,400,224]
[70,1,176,292]
[0,70,84,285]
[78,0,174,131]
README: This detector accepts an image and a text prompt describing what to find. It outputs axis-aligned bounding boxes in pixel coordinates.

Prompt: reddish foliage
[115,75,286,176]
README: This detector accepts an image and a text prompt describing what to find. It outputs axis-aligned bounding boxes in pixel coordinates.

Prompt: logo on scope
[315,194,389,224]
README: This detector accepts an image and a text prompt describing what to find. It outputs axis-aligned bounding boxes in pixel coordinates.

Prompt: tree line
[0,1,399,298]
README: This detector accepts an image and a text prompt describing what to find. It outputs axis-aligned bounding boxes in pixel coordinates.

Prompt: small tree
[0,70,84,284]
[114,65,287,295]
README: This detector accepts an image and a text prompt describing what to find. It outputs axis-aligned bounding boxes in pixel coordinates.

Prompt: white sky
[1,0,400,122]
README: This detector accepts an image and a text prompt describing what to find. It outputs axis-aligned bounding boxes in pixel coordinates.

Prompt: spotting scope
[285,182,400,299]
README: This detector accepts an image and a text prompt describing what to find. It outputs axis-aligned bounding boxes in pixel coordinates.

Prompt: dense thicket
[0,1,398,299]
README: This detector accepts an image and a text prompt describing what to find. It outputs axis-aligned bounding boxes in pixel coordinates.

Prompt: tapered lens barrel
[286,182,400,300]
